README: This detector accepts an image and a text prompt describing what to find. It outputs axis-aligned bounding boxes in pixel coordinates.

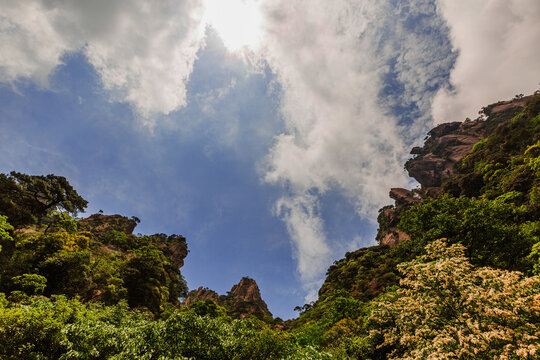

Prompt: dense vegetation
[287,93,540,358]
[0,176,188,315]
[1,93,539,359]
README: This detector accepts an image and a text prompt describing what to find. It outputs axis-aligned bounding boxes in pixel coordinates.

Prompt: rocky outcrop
[377,204,411,246]
[406,95,532,189]
[78,213,187,267]
[183,277,272,321]
[79,213,188,269]
[377,95,533,247]
[482,94,532,117]
[183,287,220,306]
[225,277,271,319]
[379,121,481,244]
[405,119,488,188]
[389,188,422,206]
[157,235,188,269]
[379,228,410,247]
[78,213,137,236]
[228,277,264,302]
[376,188,419,246]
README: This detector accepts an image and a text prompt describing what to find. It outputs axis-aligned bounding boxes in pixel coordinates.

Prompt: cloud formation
[0,0,206,115]
[432,0,540,124]
[259,0,454,296]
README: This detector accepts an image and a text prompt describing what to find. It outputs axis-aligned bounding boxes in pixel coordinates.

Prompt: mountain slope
[290,92,540,358]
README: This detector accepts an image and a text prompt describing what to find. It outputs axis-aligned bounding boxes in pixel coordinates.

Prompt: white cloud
[0,0,206,116]
[432,0,540,124]
[259,0,454,296]
[275,193,329,285]
[0,1,68,85]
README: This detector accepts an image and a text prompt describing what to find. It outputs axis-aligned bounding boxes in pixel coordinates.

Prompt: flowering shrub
[370,239,540,359]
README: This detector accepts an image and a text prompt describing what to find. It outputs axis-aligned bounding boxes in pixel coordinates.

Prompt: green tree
[124,245,169,313]
[187,299,228,318]
[12,274,47,295]
[0,295,80,359]
[398,195,534,272]
[0,215,13,253]
[0,172,88,227]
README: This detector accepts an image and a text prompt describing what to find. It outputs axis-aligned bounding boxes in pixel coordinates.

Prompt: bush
[370,240,540,359]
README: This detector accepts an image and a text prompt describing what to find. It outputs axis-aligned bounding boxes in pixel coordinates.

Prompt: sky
[1,0,539,319]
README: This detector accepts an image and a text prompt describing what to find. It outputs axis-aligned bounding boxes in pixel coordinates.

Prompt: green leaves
[0,295,332,360]
[0,215,13,254]
[398,195,535,272]
[0,172,88,228]
[12,274,47,295]
[0,215,13,242]
[0,296,81,359]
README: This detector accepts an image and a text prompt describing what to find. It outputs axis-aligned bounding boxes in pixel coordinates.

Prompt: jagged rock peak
[183,277,272,321]
[228,277,263,302]
[225,277,272,320]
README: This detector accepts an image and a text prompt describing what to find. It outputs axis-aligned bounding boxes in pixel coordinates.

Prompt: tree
[0,215,13,253]
[398,196,535,272]
[370,239,540,359]
[0,172,88,227]
[124,245,169,313]
[11,274,47,295]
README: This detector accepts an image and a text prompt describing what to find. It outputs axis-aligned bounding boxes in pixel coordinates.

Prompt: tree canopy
[0,172,88,227]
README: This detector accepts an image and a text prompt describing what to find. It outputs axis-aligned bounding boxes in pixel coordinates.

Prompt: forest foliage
[0,93,539,359]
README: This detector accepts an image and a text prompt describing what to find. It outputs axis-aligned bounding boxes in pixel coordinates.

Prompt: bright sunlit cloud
[203,0,264,52]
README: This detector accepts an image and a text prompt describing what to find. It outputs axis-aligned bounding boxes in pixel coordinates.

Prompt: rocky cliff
[406,119,487,188]
[183,287,220,306]
[183,277,272,321]
[78,213,138,236]
[78,213,188,269]
[377,95,533,246]
[405,95,532,190]
[299,92,540,330]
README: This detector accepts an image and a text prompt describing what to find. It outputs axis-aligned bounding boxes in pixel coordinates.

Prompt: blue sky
[1,0,539,319]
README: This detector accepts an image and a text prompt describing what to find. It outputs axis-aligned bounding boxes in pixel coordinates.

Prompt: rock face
[226,277,271,319]
[380,117,487,245]
[78,213,188,269]
[376,188,422,246]
[183,287,220,306]
[378,95,532,246]
[229,277,264,302]
[405,120,488,188]
[389,188,422,206]
[158,236,188,269]
[377,205,411,246]
[405,95,532,189]
[78,214,137,236]
[484,95,532,116]
[183,277,272,320]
